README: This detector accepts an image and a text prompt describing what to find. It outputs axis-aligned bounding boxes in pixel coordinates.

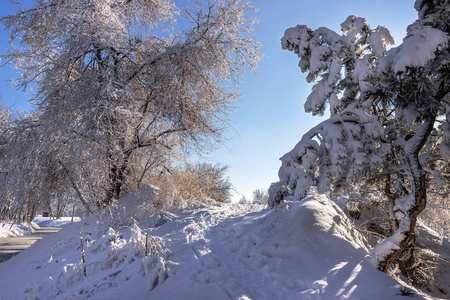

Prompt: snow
[368,25,395,57]
[378,24,448,74]
[33,216,82,228]
[0,217,80,240]
[0,222,38,239]
[340,15,368,38]
[271,108,388,204]
[0,187,437,299]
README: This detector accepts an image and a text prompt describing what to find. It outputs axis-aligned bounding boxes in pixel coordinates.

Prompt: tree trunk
[374,116,435,282]
[58,160,93,215]
[23,195,36,223]
[104,151,132,207]
[385,174,399,234]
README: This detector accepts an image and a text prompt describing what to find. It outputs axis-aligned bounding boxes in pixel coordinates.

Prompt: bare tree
[170,162,234,203]
[238,196,249,205]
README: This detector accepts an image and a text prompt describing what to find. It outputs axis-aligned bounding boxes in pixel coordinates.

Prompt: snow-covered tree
[252,189,268,204]
[0,111,45,222]
[269,0,449,283]
[0,0,260,210]
[238,196,249,204]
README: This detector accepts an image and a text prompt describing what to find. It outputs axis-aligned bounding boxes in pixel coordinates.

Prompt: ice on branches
[268,109,387,207]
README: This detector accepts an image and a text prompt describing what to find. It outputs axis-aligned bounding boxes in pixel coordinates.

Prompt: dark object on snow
[399,286,415,296]
[348,210,361,220]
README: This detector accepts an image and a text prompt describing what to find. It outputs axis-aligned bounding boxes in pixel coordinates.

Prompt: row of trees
[0,102,239,220]
[269,0,448,285]
[0,0,260,221]
[238,189,268,204]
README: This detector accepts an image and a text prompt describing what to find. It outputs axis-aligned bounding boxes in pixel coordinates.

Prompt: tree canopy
[0,0,260,220]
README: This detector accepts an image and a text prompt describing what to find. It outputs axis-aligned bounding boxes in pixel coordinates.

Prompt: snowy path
[0,228,60,262]
[0,191,438,299]
[147,200,431,300]
[148,204,266,300]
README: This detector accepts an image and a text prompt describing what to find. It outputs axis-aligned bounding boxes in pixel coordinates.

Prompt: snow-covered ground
[0,217,81,240]
[33,216,81,228]
[0,187,444,299]
[0,222,38,239]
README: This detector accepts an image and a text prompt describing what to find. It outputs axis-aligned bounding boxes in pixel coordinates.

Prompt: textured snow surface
[33,216,82,228]
[378,24,448,74]
[0,217,80,239]
[0,188,434,299]
[0,222,38,239]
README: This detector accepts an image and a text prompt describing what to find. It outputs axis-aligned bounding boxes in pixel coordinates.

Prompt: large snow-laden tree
[269,0,449,283]
[0,0,260,210]
[269,15,397,203]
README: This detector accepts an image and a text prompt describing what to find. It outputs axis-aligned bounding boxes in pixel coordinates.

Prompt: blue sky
[0,0,418,201]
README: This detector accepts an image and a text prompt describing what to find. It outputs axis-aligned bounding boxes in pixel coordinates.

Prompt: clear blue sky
[0,0,418,201]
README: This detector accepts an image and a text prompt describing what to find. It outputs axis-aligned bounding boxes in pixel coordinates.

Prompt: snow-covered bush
[25,217,170,299]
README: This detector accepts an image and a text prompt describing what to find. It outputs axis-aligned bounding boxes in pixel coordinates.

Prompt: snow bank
[1,217,80,239]
[0,187,433,299]
[0,222,38,239]
[148,192,430,299]
[0,185,172,300]
[212,193,408,299]
[0,217,79,240]
[33,216,81,228]
[416,221,450,297]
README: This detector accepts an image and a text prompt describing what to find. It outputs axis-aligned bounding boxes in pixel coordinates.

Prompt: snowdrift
[0,222,38,239]
[0,188,435,299]
[33,217,82,228]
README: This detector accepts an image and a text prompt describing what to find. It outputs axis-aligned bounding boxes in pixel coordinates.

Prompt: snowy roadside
[33,216,81,228]
[0,222,39,239]
[0,217,81,240]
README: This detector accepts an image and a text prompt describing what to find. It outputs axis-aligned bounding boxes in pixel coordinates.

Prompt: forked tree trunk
[374,116,435,282]
[104,151,132,207]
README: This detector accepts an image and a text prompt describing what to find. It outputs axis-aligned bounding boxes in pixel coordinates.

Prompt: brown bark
[379,116,435,282]
[104,151,132,207]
